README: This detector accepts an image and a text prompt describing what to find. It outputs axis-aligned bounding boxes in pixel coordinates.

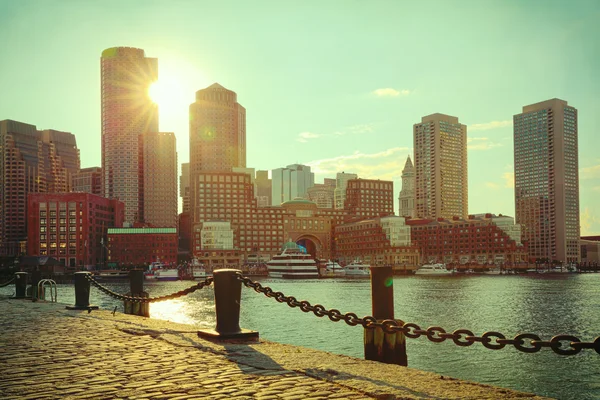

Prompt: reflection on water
[2,274,599,400]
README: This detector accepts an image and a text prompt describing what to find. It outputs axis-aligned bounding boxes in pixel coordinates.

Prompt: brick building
[107,227,177,267]
[344,178,394,221]
[27,193,124,268]
[407,214,528,267]
[335,216,419,271]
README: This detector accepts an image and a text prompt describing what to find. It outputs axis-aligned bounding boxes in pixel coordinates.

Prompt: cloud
[298,123,375,142]
[307,146,410,181]
[580,164,600,180]
[503,172,514,188]
[469,120,512,131]
[485,182,499,189]
[580,207,600,236]
[373,88,410,97]
[467,137,503,150]
[296,131,321,143]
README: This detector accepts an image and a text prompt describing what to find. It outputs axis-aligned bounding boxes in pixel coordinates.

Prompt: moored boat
[320,260,346,278]
[343,260,371,277]
[154,268,179,281]
[415,263,453,276]
[267,242,319,279]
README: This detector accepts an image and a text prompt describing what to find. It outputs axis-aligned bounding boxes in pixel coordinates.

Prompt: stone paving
[0,297,551,400]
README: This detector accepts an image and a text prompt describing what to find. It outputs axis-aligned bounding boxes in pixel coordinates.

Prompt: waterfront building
[101,47,158,225]
[72,167,102,195]
[107,227,177,267]
[513,98,580,263]
[271,164,315,205]
[335,216,419,270]
[255,170,272,207]
[344,178,394,221]
[27,192,124,268]
[201,221,234,250]
[333,172,358,209]
[180,163,190,213]
[414,113,468,219]
[141,131,177,228]
[398,156,416,218]
[1,120,80,256]
[189,83,246,174]
[580,236,599,264]
[307,178,336,208]
[407,214,528,266]
[178,212,191,253]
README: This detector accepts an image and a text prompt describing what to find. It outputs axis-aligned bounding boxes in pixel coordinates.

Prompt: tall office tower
[142,132,177,228]
[307,178,336,208]
[271,164,314,205]
[101,47,158,225]
[255,170,272,207]
[398,156,415,218]
[0,119,80,256]
[514,99,580,263]
[334,172,358,209]
[414,113,467,219]
[180,163,190,213]
[189,83,246,174]
[73,167,102,195]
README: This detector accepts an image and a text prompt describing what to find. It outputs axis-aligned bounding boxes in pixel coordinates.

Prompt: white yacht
[415,263,453,276]
[320,260,346,278]
[267,242,319,279]
[343,260,371,277]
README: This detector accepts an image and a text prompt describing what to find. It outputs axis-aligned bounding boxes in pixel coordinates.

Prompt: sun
[147,75,188,121]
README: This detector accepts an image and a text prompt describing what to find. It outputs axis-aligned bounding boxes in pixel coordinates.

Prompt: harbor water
[2,273,599,399]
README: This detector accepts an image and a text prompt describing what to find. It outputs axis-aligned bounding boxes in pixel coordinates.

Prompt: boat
[266,242,319,279]
[190,258,209,279]
[93,269,129,281]
[320,260,346,278]
[343,260,371,277]
[483,267,502,275]
[154,268,179,281]
[415,263,453,276]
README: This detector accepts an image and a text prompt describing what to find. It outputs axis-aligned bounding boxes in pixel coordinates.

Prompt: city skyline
[1,1,599,234]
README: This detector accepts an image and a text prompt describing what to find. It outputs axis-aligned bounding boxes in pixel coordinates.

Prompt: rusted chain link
[85,274,213,303]
[236,273,600,356]
[0,277,16,287]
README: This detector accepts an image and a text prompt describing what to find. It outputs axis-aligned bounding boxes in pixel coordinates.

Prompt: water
[2,274,599,399]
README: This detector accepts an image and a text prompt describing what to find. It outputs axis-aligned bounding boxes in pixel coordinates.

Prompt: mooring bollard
[30,270,42,299]
[124,269,149,317]
[364,265,407,366]
[197,269,258,341]
[13,272,28,299]
[66,271,99,310]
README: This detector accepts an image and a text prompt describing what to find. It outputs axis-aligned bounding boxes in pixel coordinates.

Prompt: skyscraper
[101,47,158,225]
[142,132,177,228]
[189,83,246,175]
[271,164,314,205]
[180,163,190,214]
[513,98,580,263]
[413,113,467,219]
[0,119,80,256]
[334,172,358,209]
[398,155,415,218]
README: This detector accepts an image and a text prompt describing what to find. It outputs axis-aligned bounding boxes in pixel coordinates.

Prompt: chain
[236,273,600,356]
[85,273,213,303]
[0,277,16,287]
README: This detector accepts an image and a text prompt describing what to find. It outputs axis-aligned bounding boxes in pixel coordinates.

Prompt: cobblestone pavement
[0,298,551,400]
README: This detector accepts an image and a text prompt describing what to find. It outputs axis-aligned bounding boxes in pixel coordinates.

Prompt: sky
[1,0,599,234]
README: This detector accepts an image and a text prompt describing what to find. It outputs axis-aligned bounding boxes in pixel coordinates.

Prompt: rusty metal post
[13,272,28,299]
[124,269,149,317]
[364,266,407,366]
[198,269,258,341]
[66,272,99,310]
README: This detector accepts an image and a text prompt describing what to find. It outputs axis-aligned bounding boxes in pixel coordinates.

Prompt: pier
[0,297,550,400]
